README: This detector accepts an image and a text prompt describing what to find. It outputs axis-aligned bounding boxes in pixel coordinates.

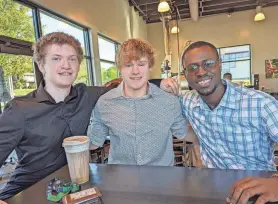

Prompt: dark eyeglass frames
[183,59,219,75]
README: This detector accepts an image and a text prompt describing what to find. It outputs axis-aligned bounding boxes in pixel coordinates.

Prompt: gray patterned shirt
[87,82,187,166]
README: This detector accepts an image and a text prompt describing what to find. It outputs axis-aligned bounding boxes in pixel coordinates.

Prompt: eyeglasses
[184,59,219,74]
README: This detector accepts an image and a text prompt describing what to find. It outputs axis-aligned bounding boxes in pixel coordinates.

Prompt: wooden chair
[173,123,204,168]
[90,141,110,164]
[184,125,204,168]
[173,137,185,166]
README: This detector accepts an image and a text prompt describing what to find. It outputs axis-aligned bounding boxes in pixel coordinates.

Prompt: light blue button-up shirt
[181,80,278,171]
[87,82,187,166]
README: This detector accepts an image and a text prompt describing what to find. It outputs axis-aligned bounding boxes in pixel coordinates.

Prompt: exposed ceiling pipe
[189,0,199,21]
[161,16,171,56]
[160,15,172,77]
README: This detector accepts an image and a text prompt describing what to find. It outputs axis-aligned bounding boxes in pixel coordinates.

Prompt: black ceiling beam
[133,0,159,5]
[202,4,257,16]
[135,0,188,6]
[147,18,162,23]
[139,7,191,16]
[138,2,191,12]
[171,0,190,6]
[202,0,256,7]
[261,0,278,3]
[266,1,278,6]
[144,12,190,21]
[202,3,257,13]
[201,0,256,11]
[138,4,158,12]
[201,1,278,13]
[128,0,133,6]
[139,9,159,16]
[177,4,190,10]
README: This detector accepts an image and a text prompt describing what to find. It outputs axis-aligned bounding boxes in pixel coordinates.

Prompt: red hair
[116,38,155,68]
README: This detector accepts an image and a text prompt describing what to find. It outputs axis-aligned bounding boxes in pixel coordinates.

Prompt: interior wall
[29,0,148,84]
[147,6,278,92]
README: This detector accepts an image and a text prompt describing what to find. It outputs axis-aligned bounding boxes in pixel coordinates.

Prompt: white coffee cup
[62,136,90,184]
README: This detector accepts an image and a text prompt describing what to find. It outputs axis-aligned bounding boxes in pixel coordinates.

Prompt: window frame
[97,33,120,84]
[13,0,95,86]
[218,44,251,83]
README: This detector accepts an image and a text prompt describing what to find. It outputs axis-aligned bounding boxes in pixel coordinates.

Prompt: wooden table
[6,164,275,204]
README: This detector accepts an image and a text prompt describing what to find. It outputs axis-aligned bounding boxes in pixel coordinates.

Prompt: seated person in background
[179,41,278,204]
[87,38,187,166]
[223,72,232,81]
[0,32,174,200]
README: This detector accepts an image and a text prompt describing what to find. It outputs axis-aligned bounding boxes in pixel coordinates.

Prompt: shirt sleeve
[149,79,161,87]
[261,97,278,142]
[0,101,24,166]
[87,101,109,147]
[170,97,188,139]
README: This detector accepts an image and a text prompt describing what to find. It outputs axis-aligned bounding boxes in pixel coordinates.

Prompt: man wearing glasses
[180,41,278,204]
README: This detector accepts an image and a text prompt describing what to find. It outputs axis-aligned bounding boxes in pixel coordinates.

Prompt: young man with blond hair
[87,38,187,166]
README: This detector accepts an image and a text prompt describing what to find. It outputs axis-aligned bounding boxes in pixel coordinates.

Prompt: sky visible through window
[40,12,85,49]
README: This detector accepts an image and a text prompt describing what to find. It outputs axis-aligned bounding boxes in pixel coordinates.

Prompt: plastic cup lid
[63,136,89,147]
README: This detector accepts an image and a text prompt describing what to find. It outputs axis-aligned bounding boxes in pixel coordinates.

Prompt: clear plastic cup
[62,136,90,184]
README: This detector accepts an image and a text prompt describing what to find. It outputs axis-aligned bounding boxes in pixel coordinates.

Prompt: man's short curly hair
[116,38,155,69]
[33,32,83,64]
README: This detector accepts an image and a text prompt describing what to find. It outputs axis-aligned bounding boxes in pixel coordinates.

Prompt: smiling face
[116,38,155,97]
[38,44,80,88]
[120,56,150,94]
[183,46,222,96]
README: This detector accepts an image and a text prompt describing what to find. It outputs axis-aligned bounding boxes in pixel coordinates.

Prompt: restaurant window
[1,0,94,89]
[98,35,120,85]
[219,45,251,85]
[0,0,36,103]
[0,0,37,163]
[39,11,93,85]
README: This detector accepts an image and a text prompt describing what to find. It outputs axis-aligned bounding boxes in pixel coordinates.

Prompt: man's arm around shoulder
[170,96,188,139]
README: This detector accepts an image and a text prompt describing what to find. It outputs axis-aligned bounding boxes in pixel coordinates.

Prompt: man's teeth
[198,79,210,85]
[59,73,72,76]
[131,77,141,80]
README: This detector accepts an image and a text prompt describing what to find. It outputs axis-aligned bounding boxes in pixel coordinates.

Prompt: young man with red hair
[87,38,187,166]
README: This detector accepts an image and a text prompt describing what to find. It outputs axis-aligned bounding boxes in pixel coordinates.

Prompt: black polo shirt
[0,83,112,200]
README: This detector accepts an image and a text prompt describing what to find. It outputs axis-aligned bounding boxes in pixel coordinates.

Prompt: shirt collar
[193,79,236,110]
[111,81,154,99]
[36,81,78,103]
[218,80,237,109]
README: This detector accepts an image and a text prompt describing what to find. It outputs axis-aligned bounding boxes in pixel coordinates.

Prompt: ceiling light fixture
[227,8,234,18]
[171,26,179,34]
[254,5,265,21]
[158,0,170,13]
